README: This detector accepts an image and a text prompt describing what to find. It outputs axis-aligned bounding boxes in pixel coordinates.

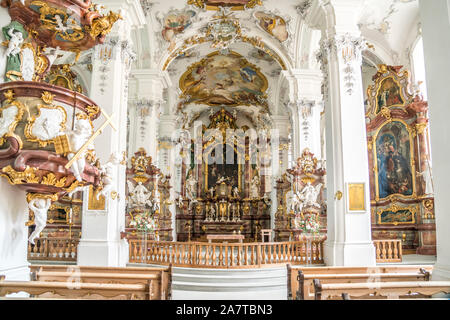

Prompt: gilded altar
[366,65,436,255]
[175,108,271,241]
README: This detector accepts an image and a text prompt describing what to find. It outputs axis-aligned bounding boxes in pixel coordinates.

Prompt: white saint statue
[185,172,197,201]
[250,175,261,198]
[417,161,434,196]
[28,197,52,244]
[233,186,240,198]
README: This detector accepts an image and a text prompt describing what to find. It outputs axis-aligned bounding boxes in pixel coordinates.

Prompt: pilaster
[318,0,375,266]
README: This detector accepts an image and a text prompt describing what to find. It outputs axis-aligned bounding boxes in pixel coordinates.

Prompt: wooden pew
[313,279,450,300]
[288,265,433,300]
[296,268,430,300]
[0,280,150,300]
[29,265,172,300]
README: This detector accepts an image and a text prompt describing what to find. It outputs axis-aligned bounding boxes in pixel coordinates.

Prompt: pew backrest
[313,279,450,300]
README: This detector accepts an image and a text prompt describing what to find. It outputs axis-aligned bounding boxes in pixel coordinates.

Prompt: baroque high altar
[175,108,272,241]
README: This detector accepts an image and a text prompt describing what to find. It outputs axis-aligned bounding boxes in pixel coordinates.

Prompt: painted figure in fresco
[377,128,413,198]
[181,53,266,106]
[377,78,404,112]
[162,10,196,52]
[28,197,52,244]
[254,11,288,42]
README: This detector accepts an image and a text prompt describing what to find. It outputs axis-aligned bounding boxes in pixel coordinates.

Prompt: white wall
[0,180,29,280]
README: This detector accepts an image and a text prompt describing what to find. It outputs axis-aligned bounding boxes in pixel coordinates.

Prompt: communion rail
[373,239,403,263]
[28,238,79,262]
[128,240,325,268]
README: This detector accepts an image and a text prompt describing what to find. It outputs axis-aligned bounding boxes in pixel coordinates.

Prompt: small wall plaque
[88,185,106,211]
[347,183,365,212]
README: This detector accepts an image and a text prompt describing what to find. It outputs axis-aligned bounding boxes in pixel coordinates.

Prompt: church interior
[0,0,450,301]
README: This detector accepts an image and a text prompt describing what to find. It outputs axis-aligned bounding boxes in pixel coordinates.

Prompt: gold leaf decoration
[4,90,15,102]
[41,91,55,104]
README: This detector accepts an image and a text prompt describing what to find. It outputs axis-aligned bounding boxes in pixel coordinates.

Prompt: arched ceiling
[131,0,421,122]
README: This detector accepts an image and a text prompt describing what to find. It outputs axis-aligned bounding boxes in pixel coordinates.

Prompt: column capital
[96,0,146,29]
[316,33,366,96]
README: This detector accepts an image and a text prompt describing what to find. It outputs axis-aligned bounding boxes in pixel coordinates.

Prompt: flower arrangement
[129,211,157,233]
[293,214,320,234]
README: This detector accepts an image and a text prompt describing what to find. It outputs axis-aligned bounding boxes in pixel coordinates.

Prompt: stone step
[171,266,288,300]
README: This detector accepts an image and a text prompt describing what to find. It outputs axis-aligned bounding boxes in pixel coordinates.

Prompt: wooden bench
[28,265,172,300]
[0,279,150,300]
[313,279,450,300]
[288,265,434,300]
[296,268,430,300]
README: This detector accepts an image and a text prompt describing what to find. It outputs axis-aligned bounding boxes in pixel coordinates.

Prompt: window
[411,37,428,100]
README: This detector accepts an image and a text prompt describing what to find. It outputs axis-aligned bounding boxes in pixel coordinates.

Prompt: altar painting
[180,51,268,107]
[378,208,415,225]
[204,143,243,192]
[375,121,414,199]
[376,77,405,113]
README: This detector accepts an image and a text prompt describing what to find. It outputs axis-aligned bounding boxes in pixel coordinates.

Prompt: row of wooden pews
[288,265,450,300]
[0,265,172,300]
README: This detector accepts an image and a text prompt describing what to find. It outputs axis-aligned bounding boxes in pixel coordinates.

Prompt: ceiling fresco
[179,51,268,108]
[187,0,262,10]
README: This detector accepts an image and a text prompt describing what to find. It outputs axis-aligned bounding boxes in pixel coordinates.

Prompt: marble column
[419,0,450,280]
[270,116,290,240]
[318,0,375,266]
[77,0,145,267]
[158,115,178,240]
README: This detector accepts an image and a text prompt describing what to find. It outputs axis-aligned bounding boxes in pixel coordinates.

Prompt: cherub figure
[96,152,121,200]
[66,118,93,182]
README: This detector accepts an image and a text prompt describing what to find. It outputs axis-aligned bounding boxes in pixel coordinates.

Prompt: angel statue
[66,117,93,182]
[96,152,122,200]
[298,182,323,208]
[28,197,52,244]
[127,180,152,207]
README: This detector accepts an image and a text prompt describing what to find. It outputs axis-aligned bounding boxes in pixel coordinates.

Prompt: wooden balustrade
[373,239,402,263]
[28,238,79,262]
[128,240,325,268]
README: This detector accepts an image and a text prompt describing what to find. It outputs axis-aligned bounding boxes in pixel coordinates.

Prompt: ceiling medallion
[188,0,262,11]
[205,11,242,50]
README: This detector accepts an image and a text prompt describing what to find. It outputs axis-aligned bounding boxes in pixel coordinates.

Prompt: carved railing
[128,240,325,268]
[27,238,79,262]
[373,239,403,263]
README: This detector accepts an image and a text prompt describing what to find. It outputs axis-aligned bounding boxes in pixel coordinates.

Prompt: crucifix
[64,108,117,170]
